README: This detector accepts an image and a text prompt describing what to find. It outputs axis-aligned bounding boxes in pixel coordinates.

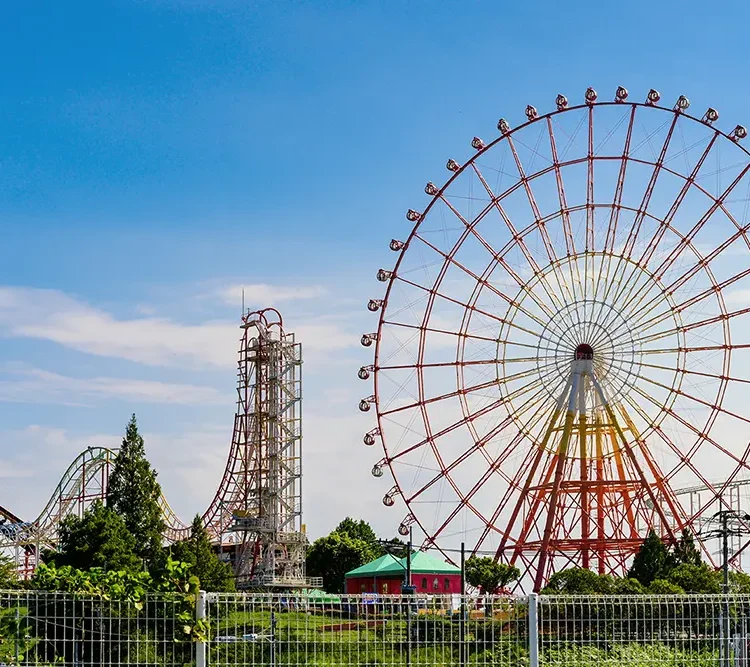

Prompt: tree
[0,554,18,589]
[729,571,750,593]
[107,414,165,568]
[170,515,234,592]
[667,563,720,593]
[629,530,671,586]
[306,532,378,593]
[541,567,614,594]
[671,528,702,567]
[53,501,141,572]
[647,578,684,594]
[613,577,645,594]
[335,518,379,546]
[464,556,520,594]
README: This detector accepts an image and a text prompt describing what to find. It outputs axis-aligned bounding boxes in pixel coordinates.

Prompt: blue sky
[1,0,750,541]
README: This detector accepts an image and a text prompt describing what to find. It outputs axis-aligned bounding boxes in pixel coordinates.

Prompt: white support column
[528,592,539,667]
[196,590,207,667]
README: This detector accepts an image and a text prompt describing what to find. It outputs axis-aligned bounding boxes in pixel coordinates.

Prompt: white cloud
[0,286,356,369]
[219,283,328,307]
[0,366,226,406]
[724,289,750,305]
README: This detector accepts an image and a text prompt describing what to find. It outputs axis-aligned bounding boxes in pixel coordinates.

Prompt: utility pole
[698,508,750,667]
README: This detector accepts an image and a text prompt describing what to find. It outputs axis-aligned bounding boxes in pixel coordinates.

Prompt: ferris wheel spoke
[379,357,550,372]
[633,369,749,427]
[585,105,595,254]
[630,265,750,337]
[379,377,500,418]
[419,199,564,322]
[633,303,750,347]
[604,106,636,255]
[597,114,680,318]
[665,219,750,295]
[465,164,571,313]
[503,137,562,268]
[641,343,750,355]
[620,393,746,533]
[638,133,719,268]
[652,164,750,281]
[406,382,555,506]
[384,371,554,463]
[430,413,559,549]
[547,117,578,258]
[413,232,554,334]
[623,380,747,470]
[383,320,502,345]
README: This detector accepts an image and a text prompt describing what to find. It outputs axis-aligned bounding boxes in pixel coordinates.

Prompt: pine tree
[107,414,165,569]
[171,515,235,592]
[672,528,702,566]
[629,529,671,586]
[54,501,141,572]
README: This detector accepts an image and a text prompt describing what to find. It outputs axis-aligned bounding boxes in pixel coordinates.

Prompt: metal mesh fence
[2,590,750,666]
[0,590,194,665]
[538,594,750,666]
[205,593,529,666]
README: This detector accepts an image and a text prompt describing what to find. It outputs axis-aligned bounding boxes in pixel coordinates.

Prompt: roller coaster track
[0,444,198,553]
[0,308,301,555]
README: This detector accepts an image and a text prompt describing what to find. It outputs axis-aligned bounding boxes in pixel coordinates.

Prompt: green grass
[205,608,723,666]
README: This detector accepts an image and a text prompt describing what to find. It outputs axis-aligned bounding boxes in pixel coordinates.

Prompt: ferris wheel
[358,86,750,591]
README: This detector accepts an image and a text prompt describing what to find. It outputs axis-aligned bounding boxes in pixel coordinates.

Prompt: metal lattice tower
[227,308,307,588]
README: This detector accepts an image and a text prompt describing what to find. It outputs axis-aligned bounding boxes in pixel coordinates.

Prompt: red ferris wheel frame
[360,86,750,590]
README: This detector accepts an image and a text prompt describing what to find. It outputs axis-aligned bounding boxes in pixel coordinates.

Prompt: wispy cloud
[0,286,355,369]
[218,283,328,307]
[0,366,226,406]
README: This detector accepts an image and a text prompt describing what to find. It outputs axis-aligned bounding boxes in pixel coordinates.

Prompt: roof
[345,553,401,577]
[346,551,460,578]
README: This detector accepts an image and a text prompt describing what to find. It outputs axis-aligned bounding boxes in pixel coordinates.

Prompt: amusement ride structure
[0,308,317,589]
[360,86,750,590]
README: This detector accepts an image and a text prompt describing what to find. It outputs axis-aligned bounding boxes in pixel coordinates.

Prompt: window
[421,577,428,589]
[444,578,450,591]
[432,578,439,590]
[382,583,388,594]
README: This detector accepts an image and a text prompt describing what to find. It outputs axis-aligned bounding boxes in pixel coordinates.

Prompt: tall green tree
[53,501,141,572]
[170,515,235,592]
[335,518,379,546]
[107,414,165,568]
[306,531,379,593]
[629,529,671,586]
[671,528,702,566]
[464,556,520,594]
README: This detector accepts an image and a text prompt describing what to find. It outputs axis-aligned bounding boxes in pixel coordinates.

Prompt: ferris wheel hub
[574,343,594,360]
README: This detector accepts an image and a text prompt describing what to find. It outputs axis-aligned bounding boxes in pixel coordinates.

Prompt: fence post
[196,590,207,667]
[528,593,539,667]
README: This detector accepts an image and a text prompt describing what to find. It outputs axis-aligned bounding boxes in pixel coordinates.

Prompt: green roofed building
[345,550,461,595]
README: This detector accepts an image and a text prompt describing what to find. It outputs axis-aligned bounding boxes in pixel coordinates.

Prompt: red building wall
[345,573,462,595]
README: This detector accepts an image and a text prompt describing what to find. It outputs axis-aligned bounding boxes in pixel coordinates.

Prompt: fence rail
[0,591,748,665]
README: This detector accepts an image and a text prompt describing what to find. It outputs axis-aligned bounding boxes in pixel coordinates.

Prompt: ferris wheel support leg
[618,406,687,535]
[606,426,639,539]
[494,375,574,562]
[591,377,678,544]
[594,413,606,574]
[533,371,581,592]
[578,378,590,571]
